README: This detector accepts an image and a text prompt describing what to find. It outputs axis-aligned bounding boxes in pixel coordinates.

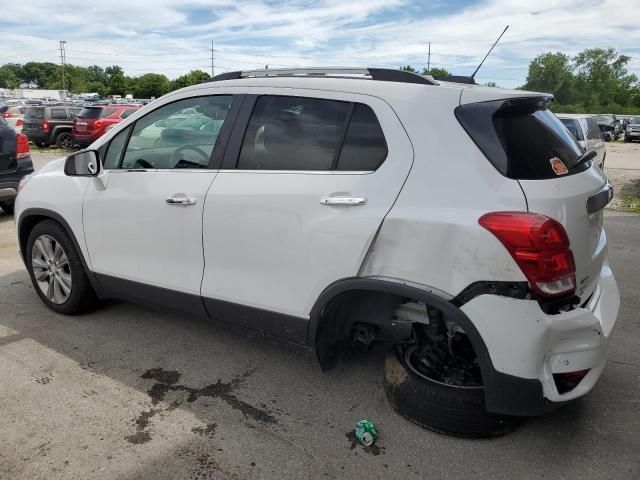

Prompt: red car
[72,105,140,147]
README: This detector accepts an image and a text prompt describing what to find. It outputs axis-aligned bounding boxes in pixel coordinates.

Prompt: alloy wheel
[31,235,72,304]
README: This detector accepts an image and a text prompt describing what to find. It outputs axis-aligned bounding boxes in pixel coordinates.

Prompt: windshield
[630,117,640,125]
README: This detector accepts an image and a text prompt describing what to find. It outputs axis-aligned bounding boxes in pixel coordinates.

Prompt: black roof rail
[433,75,477,85]
[205,67,437,86]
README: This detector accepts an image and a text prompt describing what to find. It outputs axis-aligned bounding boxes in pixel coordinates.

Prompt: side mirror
[64,150,100,176]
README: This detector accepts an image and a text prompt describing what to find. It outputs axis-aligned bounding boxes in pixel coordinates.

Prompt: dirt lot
[0,144,638,480]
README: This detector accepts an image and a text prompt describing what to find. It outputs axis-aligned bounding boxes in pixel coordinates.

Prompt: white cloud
[1,0,639,87]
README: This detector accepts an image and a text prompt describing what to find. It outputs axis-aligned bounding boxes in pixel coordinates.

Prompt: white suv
[14,68,620,437]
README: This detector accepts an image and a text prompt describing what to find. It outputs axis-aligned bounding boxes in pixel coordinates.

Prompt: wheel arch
[309,277,492,371]
[18,208,101,295]
[308,277,546,415]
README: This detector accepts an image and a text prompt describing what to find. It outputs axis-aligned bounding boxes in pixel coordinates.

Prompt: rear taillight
[479,212,576,297]
[16,119,24,127]
[42,120,49,132]
[16,133,30,160]
[2,112,12,118]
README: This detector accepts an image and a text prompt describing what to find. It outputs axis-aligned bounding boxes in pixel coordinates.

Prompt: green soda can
[355,419,378,446]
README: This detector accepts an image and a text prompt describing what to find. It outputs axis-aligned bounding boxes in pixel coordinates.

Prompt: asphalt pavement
[0,201,639,479]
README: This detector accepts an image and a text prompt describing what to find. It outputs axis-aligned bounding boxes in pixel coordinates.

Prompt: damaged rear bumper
[461,260,620,416]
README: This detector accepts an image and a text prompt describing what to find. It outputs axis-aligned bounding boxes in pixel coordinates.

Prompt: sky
[1,0,639,88]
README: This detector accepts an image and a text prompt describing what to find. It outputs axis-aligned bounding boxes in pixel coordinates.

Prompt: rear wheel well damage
[310,279,489,369]
[310,278,548,416]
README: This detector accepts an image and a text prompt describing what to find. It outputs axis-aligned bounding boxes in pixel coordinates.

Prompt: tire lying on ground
[383,346,521,438]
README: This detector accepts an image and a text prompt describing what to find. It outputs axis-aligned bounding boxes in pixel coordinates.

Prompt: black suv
[23,105,81,148]
[0,113,33,215]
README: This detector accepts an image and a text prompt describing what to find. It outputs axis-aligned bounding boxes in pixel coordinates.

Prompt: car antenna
[470,25,509,82]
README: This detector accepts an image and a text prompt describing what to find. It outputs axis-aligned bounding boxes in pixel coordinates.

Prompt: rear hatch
[457,94,609,303]
[74,106,115,134]
[0,119,17,171]
[23,107,45,131]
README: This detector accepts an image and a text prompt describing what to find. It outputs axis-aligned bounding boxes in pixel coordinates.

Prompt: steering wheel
[170,145,210,167]
[132,158,153,169]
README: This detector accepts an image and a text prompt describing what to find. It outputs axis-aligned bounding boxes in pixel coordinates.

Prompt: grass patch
[619,196,640,213]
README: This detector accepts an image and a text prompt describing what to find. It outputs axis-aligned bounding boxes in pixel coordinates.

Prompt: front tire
[26,220,98,314]
[0,200,14,215]
[384,346,521,438]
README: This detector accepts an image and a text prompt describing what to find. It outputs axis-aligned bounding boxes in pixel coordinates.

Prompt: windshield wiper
[572,149,597,169]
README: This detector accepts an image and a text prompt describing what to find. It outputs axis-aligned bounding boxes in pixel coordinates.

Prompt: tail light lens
[16,119,24,127]
[479,212,576,297]
[2,112,12,118]
[16,133,30,160]
[42,120,49,132]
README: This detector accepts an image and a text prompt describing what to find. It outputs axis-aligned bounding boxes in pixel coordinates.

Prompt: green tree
[523,52,575,104]
[22,62,60,88]
[485,81,499,88]
[400,65,416,73]
[108,74,127,96]
[423,67,451,77]
[132,73,170,98]
[0,67,19,89]
[573,48,638,108]
[170,70,210,91]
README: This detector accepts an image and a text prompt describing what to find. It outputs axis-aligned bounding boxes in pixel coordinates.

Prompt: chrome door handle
[166,193,197,206]
[320,196,367,206]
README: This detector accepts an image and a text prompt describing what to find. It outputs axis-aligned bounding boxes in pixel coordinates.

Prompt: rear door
[200,90,413,339]
[457,95,609,303]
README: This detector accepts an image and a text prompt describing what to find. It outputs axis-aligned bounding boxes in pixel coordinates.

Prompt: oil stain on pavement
[125,367,278,445]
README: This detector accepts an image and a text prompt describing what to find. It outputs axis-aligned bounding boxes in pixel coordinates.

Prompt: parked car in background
[0,115,33,214]
[596,114,622,141]
[22,105,82,148]
[624,116,640,142]
[1,106,27,134]
[557,114,606,169]
[72,105,140,147]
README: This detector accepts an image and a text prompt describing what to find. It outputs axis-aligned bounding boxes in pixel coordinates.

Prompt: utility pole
[427,42,431,72]
[210,41,216,77]
[59,40,67,92]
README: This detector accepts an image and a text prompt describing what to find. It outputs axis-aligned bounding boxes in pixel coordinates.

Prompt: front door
[83,93,239,312]
[200,91,414,341]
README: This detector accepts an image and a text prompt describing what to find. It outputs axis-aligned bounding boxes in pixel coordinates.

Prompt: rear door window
[238,96,350,170]
[587,118,602,139]
[51,108,68,120]
[456,99,586,180]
